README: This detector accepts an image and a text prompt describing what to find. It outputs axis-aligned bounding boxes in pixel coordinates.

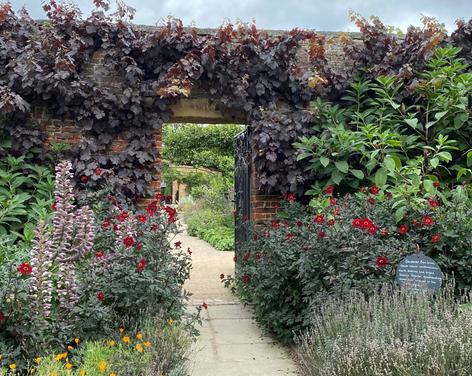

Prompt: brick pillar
[138,128,162,209]
[249,163,280,224]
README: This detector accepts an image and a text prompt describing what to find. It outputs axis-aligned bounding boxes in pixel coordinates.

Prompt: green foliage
[296,285,472,376]
[0,148,54,243]
[296,46,472,210]
[163,124,243,176]
[225,191,472,342]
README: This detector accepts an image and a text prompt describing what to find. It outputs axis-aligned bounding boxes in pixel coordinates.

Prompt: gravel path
[175,222,299,376]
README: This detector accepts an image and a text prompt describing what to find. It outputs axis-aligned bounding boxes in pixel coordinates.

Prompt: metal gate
[234,128,251,253]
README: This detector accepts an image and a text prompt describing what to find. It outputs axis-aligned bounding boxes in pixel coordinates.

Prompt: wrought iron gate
[234,128,251,253]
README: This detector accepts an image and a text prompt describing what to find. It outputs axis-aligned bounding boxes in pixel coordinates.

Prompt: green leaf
[351,169,364,179]
[383,157,396,172]
[394,206,407,223]
[430,158,439,169]
[374,168,387,187]
[437,151,452,162]
[434,111,448,121]
[454,112,469,129]
[331,170,344,185]
[404,118,418,129]
[334,160,349,173]
[423,179,434,194]
[320,157,330,167]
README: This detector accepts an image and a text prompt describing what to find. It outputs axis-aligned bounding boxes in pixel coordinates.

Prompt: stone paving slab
[174,222,298,376]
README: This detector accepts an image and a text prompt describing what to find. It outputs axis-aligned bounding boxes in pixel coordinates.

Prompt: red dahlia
[123,236,135,248]
[117,211,129,222]
[242,275,251,284]
[421,215,434,226]
[136,242,143,251]
[370,185,380,195]
[433,181,440,188]
[137,258,146,271]
[375,256,390,268]
[146,201,158,217]
[220,273,225,280]
[95,251,105,259]
[352,218,363,228]
[327,219,335,226]
[95,168,102,176]
[96,291,105,301]
[51,202,57,211]
[330,197,337,206]
[243,253,251,262]
[428,199,440,208]
[397,224,409,235]
[102,218,111,230]
[271,220,280,229]
[314,214,325,224]
[368,197,376,205]
[318,230,326,238]
[174,241,182,248]
[432,233,441,243]
[296,220,303,227]
[17,262,32,276]
[286,233,295,240]
[80,175,88,183]
[324,185,334,195]
[286,193,296,202]
[137,215,147,223]
[362,218,373,229]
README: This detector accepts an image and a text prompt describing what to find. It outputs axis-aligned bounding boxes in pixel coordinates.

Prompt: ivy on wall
[1,1,471,199]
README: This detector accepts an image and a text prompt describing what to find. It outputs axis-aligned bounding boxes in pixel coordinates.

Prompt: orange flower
[122,336,131,344]
[143,341,151,348]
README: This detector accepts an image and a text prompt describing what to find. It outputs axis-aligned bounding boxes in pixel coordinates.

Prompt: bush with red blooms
[224,187,472,343]
[80,194,191,324]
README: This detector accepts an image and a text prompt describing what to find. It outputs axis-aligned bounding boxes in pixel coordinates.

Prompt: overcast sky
[8,0,472,33]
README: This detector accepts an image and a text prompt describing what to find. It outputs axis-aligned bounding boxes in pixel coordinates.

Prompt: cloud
[8,0,472,33]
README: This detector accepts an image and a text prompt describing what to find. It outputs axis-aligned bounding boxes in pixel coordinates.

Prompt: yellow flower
[107,340,116,347]
[54,352,68,361]
[118,327,124,333]
[74,338,80,344]
[34,357,42,364]
[167,319,174,325]
[135,332,143,340]
[79,370,86,376]
[122,336,130,344]
[109,373,117,376]
[135,343,143,353]
[98,361,107,373]
[67,345,74,350]
[143,341,151,348]
[0,354,2,361]
[9,363,17,370]
[66,362,73,370]
[51,373,58,376]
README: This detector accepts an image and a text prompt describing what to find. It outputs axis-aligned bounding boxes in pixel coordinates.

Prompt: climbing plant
[1,1,470,199]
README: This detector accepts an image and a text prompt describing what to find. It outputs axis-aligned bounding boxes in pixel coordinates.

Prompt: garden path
[176,222,299,376]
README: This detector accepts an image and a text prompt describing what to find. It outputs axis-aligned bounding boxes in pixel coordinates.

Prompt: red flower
[102,218,111,230]
[333,207,340,216]
[95,250,105,259]
[386,192,393,200]
[397,224,409,235]
[220,273,225,280]
[233,255,237,262]
[324,185,334,195]
[432,233,442,243]
[433,181,440,188]
[187,248,192,256]
[243,253,251,262]
[117,211,129,222]
[123,236,135,248]
[271,220,280,229]
[242,274,251,284]
[361,218,373,229]
[137,215,147,223]
[0,311,4,322]
[286,233,295,240]
[352,218,363,228]
[17,262,32,276]
[318,230,326,238]
[146,201,158,217]
[202,302,208,310]
[112,224,119,232]
[96,291,105,301]
[287,193,296,202]
[174,241,182,248]
[51,202,57,211]
[80,175,88,183]
[314,214,325,224]
[95,168,102,176]
[136,242,143,251]
[375,256,390,268]
[255,252,262,261]
[296,220,303,227]
[370,185,380,195]
[137,258,146,271]
[422,215,434,227]
[367,225,378,235]
[330,197,337,206]
[150,224,158,232]
[327,219,335,226]
[428,199,440,208]
[368,197,376,205]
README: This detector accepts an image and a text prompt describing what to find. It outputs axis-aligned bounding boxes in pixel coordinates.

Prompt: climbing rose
[375,256,390,268]
[123,236,135,247]
[137,215,147,223]
[324,185,334,195]
[96,291,105,301]
[397,224,409,235]
[370,185,380,195]
[432,233,442,243]
[80,175,88,183]
[314,214,325,224]
[137,259,146,271]
[422,215,434,226]
[17,262,32,276]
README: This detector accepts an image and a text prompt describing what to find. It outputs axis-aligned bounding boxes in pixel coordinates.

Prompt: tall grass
[295,285,472,376]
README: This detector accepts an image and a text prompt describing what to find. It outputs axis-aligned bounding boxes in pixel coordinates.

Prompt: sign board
[395,253,443,293]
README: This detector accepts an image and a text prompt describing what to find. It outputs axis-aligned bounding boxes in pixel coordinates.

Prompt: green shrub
[295,285,472,376]
[227,188,472,342]
[186,209,234,251]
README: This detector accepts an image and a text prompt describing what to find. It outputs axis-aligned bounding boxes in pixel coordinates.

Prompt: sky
[8,0,472,34]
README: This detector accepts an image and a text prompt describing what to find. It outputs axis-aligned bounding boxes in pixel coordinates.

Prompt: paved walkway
[175,224,298,376]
